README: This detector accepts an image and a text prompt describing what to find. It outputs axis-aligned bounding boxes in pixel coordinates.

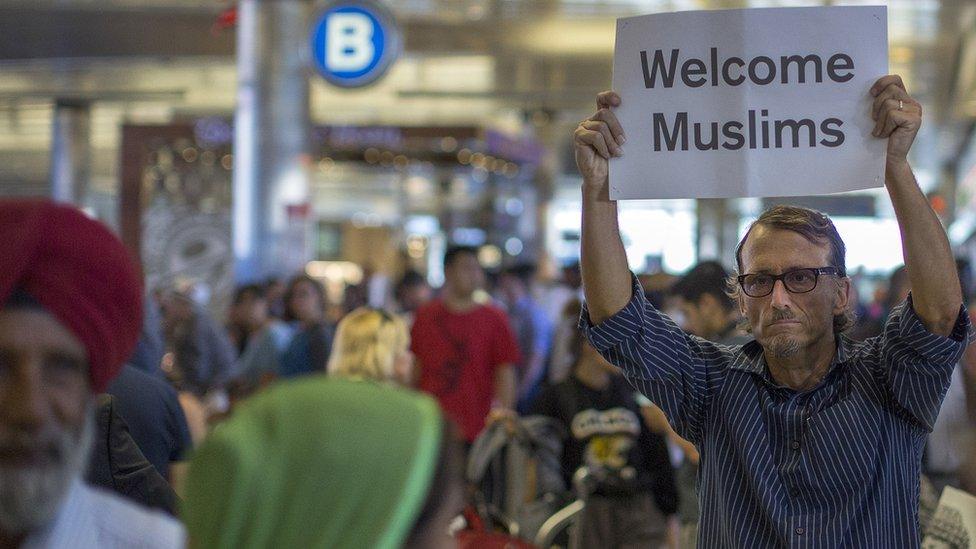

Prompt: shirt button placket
[795,526,805,535]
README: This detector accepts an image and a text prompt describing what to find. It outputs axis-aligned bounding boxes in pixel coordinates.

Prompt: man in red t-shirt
[411,246,519,443]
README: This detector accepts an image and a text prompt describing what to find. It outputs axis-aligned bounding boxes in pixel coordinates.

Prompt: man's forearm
[886,159,962,335]
[581,182,633,324]
[493,364,517,410]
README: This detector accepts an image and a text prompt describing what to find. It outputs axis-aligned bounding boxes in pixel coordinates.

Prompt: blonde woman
[327,307,414,385]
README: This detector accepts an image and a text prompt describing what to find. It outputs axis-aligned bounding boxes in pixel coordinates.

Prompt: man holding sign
[575,67,970,549]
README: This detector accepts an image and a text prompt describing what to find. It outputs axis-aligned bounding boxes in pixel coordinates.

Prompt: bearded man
[0,200,183,549]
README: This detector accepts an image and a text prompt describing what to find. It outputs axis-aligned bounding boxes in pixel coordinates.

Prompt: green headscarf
[182,377,443,549]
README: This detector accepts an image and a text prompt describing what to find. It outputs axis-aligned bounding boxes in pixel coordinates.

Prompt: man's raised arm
[871,75,962,336]
[575,91,634,324]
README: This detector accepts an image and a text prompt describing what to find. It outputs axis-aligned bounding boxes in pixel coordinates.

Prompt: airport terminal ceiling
[0,0,976,185]
[0,0,973,261]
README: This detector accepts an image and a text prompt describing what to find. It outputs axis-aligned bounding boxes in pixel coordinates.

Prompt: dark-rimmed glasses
[737,267,840,298]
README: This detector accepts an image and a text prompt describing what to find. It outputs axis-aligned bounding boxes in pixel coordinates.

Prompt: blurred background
[0,0,974,314]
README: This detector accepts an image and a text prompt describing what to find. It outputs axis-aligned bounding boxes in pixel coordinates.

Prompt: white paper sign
[610,6,888,199]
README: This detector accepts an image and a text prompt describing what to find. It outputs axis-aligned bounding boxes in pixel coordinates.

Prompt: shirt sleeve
[578,274,730,445]
[874,295,971,431]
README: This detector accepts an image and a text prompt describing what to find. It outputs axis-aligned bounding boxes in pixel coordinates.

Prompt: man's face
[445,254,484,298]
[161,292,194,323]
[738,226,849,359]
[676,293,728,338]
[289,280,323,323]
[675,297,707,337]
[237,292,269,331]
[497,275,523,305]
[0,308,93,534]
[562,267,582,290]
[399,284,432,312]
[266,281,285,301]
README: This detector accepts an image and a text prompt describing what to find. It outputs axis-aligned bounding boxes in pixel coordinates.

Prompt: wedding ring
[898,100,904,111]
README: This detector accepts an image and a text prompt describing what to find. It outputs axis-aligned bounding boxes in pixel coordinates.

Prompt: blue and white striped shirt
[580,276,970,548]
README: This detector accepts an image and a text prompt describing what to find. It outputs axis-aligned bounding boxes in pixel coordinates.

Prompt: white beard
[0,407,94,535]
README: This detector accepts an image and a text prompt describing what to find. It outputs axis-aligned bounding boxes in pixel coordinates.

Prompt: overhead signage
[610,6,888,199]
[310,1,401,88]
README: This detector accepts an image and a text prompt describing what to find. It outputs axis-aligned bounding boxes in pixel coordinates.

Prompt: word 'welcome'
[641,48,855,88]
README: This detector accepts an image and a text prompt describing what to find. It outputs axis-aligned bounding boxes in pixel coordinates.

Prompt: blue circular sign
[310,1,401,88]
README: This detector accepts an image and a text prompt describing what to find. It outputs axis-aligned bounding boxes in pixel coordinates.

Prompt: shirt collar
[729,340,765,374]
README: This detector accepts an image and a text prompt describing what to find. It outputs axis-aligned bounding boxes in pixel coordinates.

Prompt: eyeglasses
[737,267,841,298]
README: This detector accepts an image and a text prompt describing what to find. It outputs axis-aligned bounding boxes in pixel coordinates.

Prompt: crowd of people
[5,201,973,548]
[1,73,975,549]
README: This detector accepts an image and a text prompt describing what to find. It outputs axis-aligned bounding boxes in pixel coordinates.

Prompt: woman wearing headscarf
[182,377,463,549]
[327,306,414,385]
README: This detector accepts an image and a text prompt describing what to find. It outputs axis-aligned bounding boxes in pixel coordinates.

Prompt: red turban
[0,200,143,392]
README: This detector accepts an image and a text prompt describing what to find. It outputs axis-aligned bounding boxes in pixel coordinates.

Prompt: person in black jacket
[85,394,180,516]
[105,365,192,480]
[532,327,678,548]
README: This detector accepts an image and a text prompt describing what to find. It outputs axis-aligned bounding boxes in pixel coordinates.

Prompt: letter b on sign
[311,1,400,88]
[326,13,374,72]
